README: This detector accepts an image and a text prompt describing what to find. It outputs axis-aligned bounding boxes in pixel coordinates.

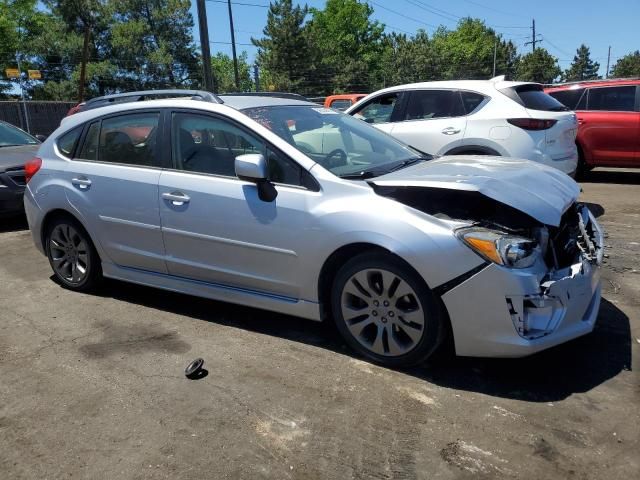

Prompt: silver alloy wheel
[49,224,89,284]
[340,268,425,357]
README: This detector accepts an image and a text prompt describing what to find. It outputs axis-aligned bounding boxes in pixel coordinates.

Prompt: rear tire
[331,252,445,367]
[45,216,102,292]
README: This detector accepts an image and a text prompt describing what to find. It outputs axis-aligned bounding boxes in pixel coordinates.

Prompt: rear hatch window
[501,84,569,112]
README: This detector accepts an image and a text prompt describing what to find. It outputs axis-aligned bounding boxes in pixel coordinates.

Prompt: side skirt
[101,262,322,321]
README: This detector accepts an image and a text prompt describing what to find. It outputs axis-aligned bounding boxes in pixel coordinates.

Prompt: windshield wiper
[339,170,381,180]
[340,157,427,180]
[385,157,426,173]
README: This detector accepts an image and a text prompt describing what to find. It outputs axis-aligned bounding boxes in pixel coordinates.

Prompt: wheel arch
[444,145,501,156]
[317,242,449,321]
[40,208,99,258]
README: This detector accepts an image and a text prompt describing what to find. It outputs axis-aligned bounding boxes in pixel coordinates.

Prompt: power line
[205,0,269,7]
[368,1,438,30]
[461,0,529,20]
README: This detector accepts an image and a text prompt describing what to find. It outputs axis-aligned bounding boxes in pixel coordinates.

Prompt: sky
[191,0,639,77]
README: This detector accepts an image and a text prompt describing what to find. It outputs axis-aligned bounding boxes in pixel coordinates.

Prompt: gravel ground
[0,168,638,479]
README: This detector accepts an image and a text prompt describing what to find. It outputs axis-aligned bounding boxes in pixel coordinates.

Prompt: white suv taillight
[25,157,42,183]
[507,118,557,130]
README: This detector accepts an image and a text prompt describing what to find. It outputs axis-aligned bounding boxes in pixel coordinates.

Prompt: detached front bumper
[442,210,603,358]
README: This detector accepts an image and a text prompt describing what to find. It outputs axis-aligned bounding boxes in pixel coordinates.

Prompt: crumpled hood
[370,156,580,227]
[0,144,39,171]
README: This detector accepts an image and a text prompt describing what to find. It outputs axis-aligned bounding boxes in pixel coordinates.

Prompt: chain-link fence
[0,101,75,137]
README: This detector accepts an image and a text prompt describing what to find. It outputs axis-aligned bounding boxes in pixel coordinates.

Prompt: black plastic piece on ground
[185,358,205,379]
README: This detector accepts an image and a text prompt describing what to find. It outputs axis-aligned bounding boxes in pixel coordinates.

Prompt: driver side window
[171,112,310,188]
[353,93,399,124]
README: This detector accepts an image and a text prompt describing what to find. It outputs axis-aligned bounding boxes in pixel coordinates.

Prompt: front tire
[45,217,102,291]
[331,252,445,367]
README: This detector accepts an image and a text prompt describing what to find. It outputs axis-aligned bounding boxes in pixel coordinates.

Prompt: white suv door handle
[71,177,92,189]
[162,191,191,206]
[441,127,461,135]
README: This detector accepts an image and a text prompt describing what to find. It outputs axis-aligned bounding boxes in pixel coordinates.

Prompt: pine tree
[252,0,312,92]
[563,44,600,81]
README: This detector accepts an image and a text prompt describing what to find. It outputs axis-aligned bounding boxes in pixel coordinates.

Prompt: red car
[324,94,367,111]
[545,79,640,174]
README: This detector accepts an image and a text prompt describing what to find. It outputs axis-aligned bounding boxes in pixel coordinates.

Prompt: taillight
[25,157,42,183]
[507,118,557,130]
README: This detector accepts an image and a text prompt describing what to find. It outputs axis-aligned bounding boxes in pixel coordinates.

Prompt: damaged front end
[373,185,604,356]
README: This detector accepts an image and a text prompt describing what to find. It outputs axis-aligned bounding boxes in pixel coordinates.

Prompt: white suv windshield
[242,105,425,178]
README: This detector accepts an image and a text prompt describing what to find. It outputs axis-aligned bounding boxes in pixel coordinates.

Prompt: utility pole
[531,19,536,52]
[227,0,240,90]
[524,19,541,53]
[492,39,498,77]
[15,52,31,134]
[606,46,611,78]
[253,63,260,91]
[197,0,216,93]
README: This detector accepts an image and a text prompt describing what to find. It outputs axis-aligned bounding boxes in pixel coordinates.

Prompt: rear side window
[405,90,456,120]
[547,88,586,110]
[329,99,352,111]
[460,91,486,114]
[504,85,569,112]
[352,93,399,124]
[75,113,161,166]
[57,126,83,157]
[587,86,636,111]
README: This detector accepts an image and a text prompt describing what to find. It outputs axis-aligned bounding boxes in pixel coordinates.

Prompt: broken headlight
[457,228,541,268]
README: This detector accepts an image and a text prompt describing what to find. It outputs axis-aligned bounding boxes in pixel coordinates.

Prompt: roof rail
[83,89,223,111]
[545,77,640,87]
[218,92,309,101]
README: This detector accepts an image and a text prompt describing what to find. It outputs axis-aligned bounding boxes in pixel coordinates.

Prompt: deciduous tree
[610,50,640,78]
[515,48,561,84]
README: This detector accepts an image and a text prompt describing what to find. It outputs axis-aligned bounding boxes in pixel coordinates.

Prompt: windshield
[242,105,426,178]
[0,121,39,147]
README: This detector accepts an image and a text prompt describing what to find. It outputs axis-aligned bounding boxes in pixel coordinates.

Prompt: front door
[158,110,318,299]
[580,85,639,166]
[64,110,167,273]
[350,91,404,136]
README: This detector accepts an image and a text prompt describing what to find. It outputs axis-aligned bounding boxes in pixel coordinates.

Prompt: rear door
[579,85,639,166]
[387,89,467,155]
[64,110,167,273]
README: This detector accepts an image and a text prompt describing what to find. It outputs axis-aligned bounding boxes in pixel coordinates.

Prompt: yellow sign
[28,70,41,80]
[5,68,20,79]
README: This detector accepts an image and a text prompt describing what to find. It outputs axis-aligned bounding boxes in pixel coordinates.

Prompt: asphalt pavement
[0,168,638,479]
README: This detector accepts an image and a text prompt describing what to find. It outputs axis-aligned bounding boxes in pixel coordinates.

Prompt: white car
[346,77,579,175]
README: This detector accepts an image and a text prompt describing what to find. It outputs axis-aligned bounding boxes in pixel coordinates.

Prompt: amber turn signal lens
[463,237,503,265]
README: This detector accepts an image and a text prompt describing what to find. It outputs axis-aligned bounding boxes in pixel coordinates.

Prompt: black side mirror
[235,153,278,202]
[35,134,47,142]
[256,180,278,202]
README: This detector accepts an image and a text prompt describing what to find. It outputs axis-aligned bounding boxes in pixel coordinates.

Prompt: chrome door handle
[71,177,92,189]
[441,127,461,135]
[162,191,191,206]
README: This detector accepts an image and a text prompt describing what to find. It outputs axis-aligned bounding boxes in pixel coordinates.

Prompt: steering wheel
[324,148,348,169]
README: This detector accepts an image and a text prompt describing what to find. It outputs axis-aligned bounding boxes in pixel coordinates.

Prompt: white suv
[346,77,579,175]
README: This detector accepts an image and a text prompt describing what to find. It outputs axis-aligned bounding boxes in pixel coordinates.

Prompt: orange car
[324,94,367,111]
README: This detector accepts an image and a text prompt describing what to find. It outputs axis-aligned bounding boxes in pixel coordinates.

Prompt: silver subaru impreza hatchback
[23,91,604,367]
